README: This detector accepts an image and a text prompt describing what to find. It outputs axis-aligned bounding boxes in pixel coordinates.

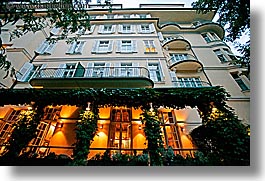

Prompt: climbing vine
[141,108,164,166]
[2,107,40,159]
[71,105,99,166]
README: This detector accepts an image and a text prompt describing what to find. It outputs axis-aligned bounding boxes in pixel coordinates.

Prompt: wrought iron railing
[167,54,198,66]
[172,80,212,87]
[32,66,151,79]
[162,35,185,45]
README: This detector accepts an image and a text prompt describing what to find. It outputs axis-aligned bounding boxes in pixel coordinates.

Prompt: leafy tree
[190,108,250,165]
[192,0,250,78]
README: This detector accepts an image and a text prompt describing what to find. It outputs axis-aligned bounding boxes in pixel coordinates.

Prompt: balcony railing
[30,66,153,88]
[168,54,197,64]
[32,66,150,79]
[162,35,185,45]
[172,80,212,88]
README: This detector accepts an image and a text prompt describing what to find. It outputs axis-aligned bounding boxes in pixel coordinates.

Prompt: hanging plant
[71,105,99,166]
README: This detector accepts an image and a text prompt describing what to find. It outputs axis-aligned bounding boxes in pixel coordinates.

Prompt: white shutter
[76,27,85,35]
[131,25,136,33]
[157,32,164,41]
[132,62,140,76]
[45,42,56,55]
[89,25,95,34]
[132,40,137,53]
[111,25,116,33]
[108,40,113,53]
[39,64,47,78]
[158,60,165,81]
[114,62,121,77]
[91,40,99,53]
[137,25,142,33]
[98,25,104,34]
[35,41,49,54]
[16,62,34,82]
[116,40,121,53]
[102,14,107,19]
[104,63,111,77]
[66,41,77,54]
[169,71,177,81]
[149,23,155,33]
[146,14,151,18]
[54,64,66,78]
[84,62,94,77]
[50,27,61,35]
[118,24,123,33]
[75,41,85,54]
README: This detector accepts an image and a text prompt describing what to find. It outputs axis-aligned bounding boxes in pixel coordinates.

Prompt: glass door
[108,108,132,155]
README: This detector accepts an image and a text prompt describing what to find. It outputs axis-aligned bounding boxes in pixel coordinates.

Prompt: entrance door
[108,108,132,154]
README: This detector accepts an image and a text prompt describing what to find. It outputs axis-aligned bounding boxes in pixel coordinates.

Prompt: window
[99,41,110,52]
[76,24,95,35]
[178,77,202,87]
[202,32,220,43]
[118,24,135,34]
[137,24,155,34]
[53,63,84,78]
[66,41,85,54]
[214,49,229,63]
[84,62,111,77]
[148,63,163,82]
[113,62,140,77]
[201,33,211,43]
[0,109,22,145]
[170,54,188,63]
[35,40,56,55]
[123,14,130,19]
[223,48,238,61]
[63,63,76,78]
[143,40,157,53]
[231,73,249,91]
[43,107,61,120]
[16,62,47,82]
[50,26,62,36]
[116,40,137,53]
[91,40,113,54]
[92,63,105,77]
[98,24,116,34]
[6,110,21,122]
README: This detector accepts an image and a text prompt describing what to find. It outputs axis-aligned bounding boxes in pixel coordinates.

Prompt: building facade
[0,3,250,159]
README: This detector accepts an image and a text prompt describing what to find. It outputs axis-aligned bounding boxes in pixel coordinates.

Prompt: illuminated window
[143,40,157,53]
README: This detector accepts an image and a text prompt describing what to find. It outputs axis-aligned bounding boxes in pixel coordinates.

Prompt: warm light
[99,124,103,129]
[212,107,218,112]
[56,121,64,128]
[138,125,142,130]
[86,102,91,111]
[149,102,154,112]
[27,106,32,110]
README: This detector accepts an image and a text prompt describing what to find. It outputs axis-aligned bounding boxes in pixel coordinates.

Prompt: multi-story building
[0,3,250,159]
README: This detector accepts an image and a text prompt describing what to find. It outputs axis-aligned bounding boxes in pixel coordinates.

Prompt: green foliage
[71,108,98,166]
[192,0,250,76]
[190,108,250,165]
[2,109,40,158]
[141,110,164,166]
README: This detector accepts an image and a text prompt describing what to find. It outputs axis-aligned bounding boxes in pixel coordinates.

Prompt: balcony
[171,80,211,88]
[162,35,191,50]
[168,54,203,71]
[29,66,154,89]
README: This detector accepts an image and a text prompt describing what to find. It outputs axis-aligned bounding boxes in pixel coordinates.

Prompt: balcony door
[108,108,132,154]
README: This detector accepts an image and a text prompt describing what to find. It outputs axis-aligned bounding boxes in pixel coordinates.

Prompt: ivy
[71,107,99,166]
[2,108,40,159]
[141,110,164,166]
